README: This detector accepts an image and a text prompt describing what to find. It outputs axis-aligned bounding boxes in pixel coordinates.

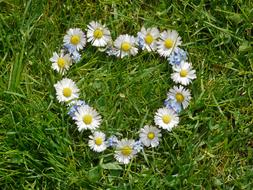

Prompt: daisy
[114,34,138,58]
[137,27,160,51]
[87,21,111,47]
[54,78,79,103]
[139,125,161,147]
[167,85,192,109]
[171,61,197,85]
[157,30,182,57]
[154,107,179,131]
[63,28,86,51]
[114,139,137,164]
[88,131,107,152]
[73,105,102,131]
[50,52,72,74]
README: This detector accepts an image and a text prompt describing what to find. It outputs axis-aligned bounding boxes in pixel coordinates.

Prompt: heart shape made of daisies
[50,21,196,164]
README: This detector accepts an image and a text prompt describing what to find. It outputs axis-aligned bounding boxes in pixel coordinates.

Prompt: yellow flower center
[121,146,132,156]
[83,114,93,125]
[62,88,72,97]
[121,42,131,52]
[70,35,80,45]
[175,93,184,103]
[147,132,155,140]
[95,137,103,145]
[93,29,103,39]
[144,34,154,45]
[180,69,188,77]
[164,38,174,49]
[57,58,65,68]
[162,115,171,124]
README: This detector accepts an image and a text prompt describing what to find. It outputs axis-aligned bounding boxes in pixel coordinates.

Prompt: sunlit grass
[0,0,252,189]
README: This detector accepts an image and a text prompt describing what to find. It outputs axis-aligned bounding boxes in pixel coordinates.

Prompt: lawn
[0,0,253,189]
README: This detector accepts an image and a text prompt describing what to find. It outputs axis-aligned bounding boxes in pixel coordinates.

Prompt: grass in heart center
[70,54,172,135]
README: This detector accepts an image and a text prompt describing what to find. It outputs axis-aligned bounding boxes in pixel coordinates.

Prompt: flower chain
[50,21,196,164]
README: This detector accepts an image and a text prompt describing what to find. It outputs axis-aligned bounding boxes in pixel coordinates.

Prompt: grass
[0,0,253,189]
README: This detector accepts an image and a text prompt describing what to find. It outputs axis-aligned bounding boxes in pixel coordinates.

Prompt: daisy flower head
[88,131,107,152]
[50,52,72,74]
[137,27,160,52]
[74,105,102,131]
[54,78,79,103]
[139,125,161,147]
[168,47,187,66]
[114,34,138,58]
[171,61,197,86]
[87,21,111,47]
[63,28,86,51]
[167,85,192,109]
[154,107,179,131]
[114,139,137,164]
[157,30,182,57]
